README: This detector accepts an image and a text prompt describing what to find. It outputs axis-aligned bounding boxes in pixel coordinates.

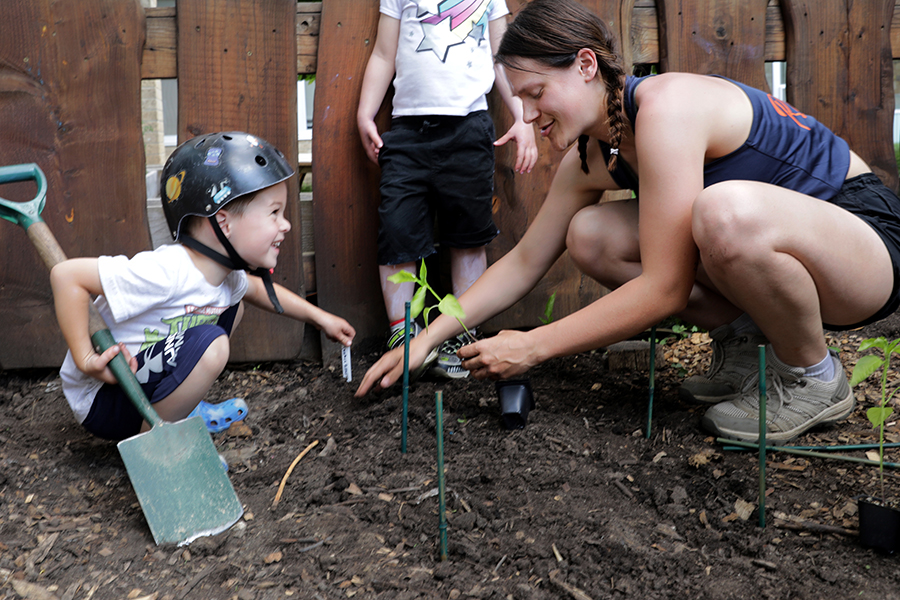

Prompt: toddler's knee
[202,334,231,372]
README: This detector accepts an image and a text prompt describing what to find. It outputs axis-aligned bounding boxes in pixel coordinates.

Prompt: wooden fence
[1,0,898,369]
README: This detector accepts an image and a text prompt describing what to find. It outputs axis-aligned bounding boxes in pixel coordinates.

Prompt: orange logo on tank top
[767,95,811,131]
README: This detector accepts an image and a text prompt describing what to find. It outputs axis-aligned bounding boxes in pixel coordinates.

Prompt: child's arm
[357,14,401,164]
[243,278,355,347]
[489,16,539,175]
[49,258,136,384]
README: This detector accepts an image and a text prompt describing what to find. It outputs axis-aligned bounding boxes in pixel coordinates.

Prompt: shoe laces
[737,362,804,416]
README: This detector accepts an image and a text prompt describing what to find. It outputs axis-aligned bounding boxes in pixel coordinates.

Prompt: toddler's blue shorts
[81,304,238,440]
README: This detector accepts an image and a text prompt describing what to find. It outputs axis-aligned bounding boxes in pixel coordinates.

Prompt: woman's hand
[78,342,137,385]
[355,338,434,397]
[458,330,538,380]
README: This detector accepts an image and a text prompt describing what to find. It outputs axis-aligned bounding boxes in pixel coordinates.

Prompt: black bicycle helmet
[161,131,294,240]
[160,132,295,313]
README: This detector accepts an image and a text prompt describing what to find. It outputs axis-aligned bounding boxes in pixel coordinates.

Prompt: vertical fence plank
[312,0,386,361]
[176,0,302,362]
[0,0,148,369]
[783,0,897,192]
[657,0,769,89]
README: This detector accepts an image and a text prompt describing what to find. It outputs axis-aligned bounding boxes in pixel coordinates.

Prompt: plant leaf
[438,294,466,321]
[867,405,894,428]
[423,305,436,329]
[850,355,885,387]
[541,292,556,324]
[410,286,427,319]
[858,337,886,353]
[387,271,418,284]
[419,258,427,284]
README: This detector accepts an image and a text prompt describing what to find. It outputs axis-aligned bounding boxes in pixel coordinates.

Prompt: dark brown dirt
[3,316,900,600]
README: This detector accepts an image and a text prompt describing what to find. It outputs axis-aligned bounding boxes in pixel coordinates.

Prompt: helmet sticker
[245,135,260,148]
[204,147,223,166]
[165,171,185,202]
[208,179,233,205]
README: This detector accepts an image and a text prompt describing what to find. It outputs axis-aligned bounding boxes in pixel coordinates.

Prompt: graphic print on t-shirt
[416,0,492,62]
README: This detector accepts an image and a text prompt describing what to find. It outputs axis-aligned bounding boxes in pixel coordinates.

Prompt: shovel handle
[26,222,164,428]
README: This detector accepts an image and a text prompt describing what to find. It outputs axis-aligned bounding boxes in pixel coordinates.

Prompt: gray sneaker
[430,332,474,379]
[679,324,768,404]
[701,349,855,443]
[387,323,438,381]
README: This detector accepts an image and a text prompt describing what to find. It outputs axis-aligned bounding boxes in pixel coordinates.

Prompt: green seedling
[539,292,557,325]
[388,259,476,343]
[850,336,900,501]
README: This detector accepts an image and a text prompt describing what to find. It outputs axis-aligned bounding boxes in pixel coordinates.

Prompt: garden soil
[4,316,900,600]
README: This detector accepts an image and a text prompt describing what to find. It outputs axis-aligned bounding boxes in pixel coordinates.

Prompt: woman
[356,0,900,444]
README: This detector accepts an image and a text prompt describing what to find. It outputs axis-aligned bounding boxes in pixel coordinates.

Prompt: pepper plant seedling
[539,292,557,325]
[850,336,900,501]
[388,259,476,343]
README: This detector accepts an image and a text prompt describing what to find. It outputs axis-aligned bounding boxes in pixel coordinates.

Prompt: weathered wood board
[0,0,149,369]
[176,0,303,362]
[782,0,897,192]
[312,0,388,361]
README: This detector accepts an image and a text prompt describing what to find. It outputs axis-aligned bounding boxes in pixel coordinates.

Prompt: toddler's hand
[321,315,356,348]
[80,342,138,386]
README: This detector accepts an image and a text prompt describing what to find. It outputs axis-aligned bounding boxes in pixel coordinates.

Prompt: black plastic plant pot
[858,496,900,554]
[496,379,535,430]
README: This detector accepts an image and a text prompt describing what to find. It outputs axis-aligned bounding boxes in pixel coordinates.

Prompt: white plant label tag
[341,345,352,382]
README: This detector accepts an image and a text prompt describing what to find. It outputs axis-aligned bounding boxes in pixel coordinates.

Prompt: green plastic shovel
[0,163,243,546]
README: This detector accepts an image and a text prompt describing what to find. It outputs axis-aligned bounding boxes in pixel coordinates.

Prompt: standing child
[51,132,355,443]
[357,0,538,379]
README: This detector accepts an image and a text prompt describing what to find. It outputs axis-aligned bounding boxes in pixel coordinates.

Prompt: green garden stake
[646,325,656,439]
[758,344,766,528]
[717,438,900,468]
[401,302,411,454]
[436,390,448,561]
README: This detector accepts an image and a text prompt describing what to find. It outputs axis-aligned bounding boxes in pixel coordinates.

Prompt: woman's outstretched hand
[458,330,537,381]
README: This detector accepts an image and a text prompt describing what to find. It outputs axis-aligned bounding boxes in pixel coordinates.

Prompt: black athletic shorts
[824,172,900,330]
[376,110,499,266]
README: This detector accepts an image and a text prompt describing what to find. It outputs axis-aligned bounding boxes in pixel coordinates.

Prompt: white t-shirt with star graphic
[381,0,509,117]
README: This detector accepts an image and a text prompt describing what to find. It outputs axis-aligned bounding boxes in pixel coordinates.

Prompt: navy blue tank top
[600,75,850,200]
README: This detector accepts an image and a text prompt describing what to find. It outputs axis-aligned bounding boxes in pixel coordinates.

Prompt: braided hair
[496,0,627,175]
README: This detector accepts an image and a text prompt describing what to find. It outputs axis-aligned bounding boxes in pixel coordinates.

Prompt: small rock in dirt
[318,437,337,457]
[451,511,476,531]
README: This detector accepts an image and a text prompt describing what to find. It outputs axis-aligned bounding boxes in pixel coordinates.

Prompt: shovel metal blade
[117,415,243,546]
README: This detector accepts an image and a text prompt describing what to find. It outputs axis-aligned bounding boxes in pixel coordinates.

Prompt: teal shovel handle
[0,163,47,229]
[91,328,163,428]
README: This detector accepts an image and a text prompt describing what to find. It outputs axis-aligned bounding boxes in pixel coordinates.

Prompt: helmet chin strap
[179,217,284,314]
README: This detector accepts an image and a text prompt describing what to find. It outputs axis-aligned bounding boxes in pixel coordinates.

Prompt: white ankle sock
[802,352,835,381]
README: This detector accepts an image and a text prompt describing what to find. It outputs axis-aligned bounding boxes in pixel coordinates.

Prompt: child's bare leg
[379,262,416,324]
[139,334,230,432]
[449,246,487,297]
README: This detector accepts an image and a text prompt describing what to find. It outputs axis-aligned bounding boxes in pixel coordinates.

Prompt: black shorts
[376,110,499,266]
[824,172,900,330]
